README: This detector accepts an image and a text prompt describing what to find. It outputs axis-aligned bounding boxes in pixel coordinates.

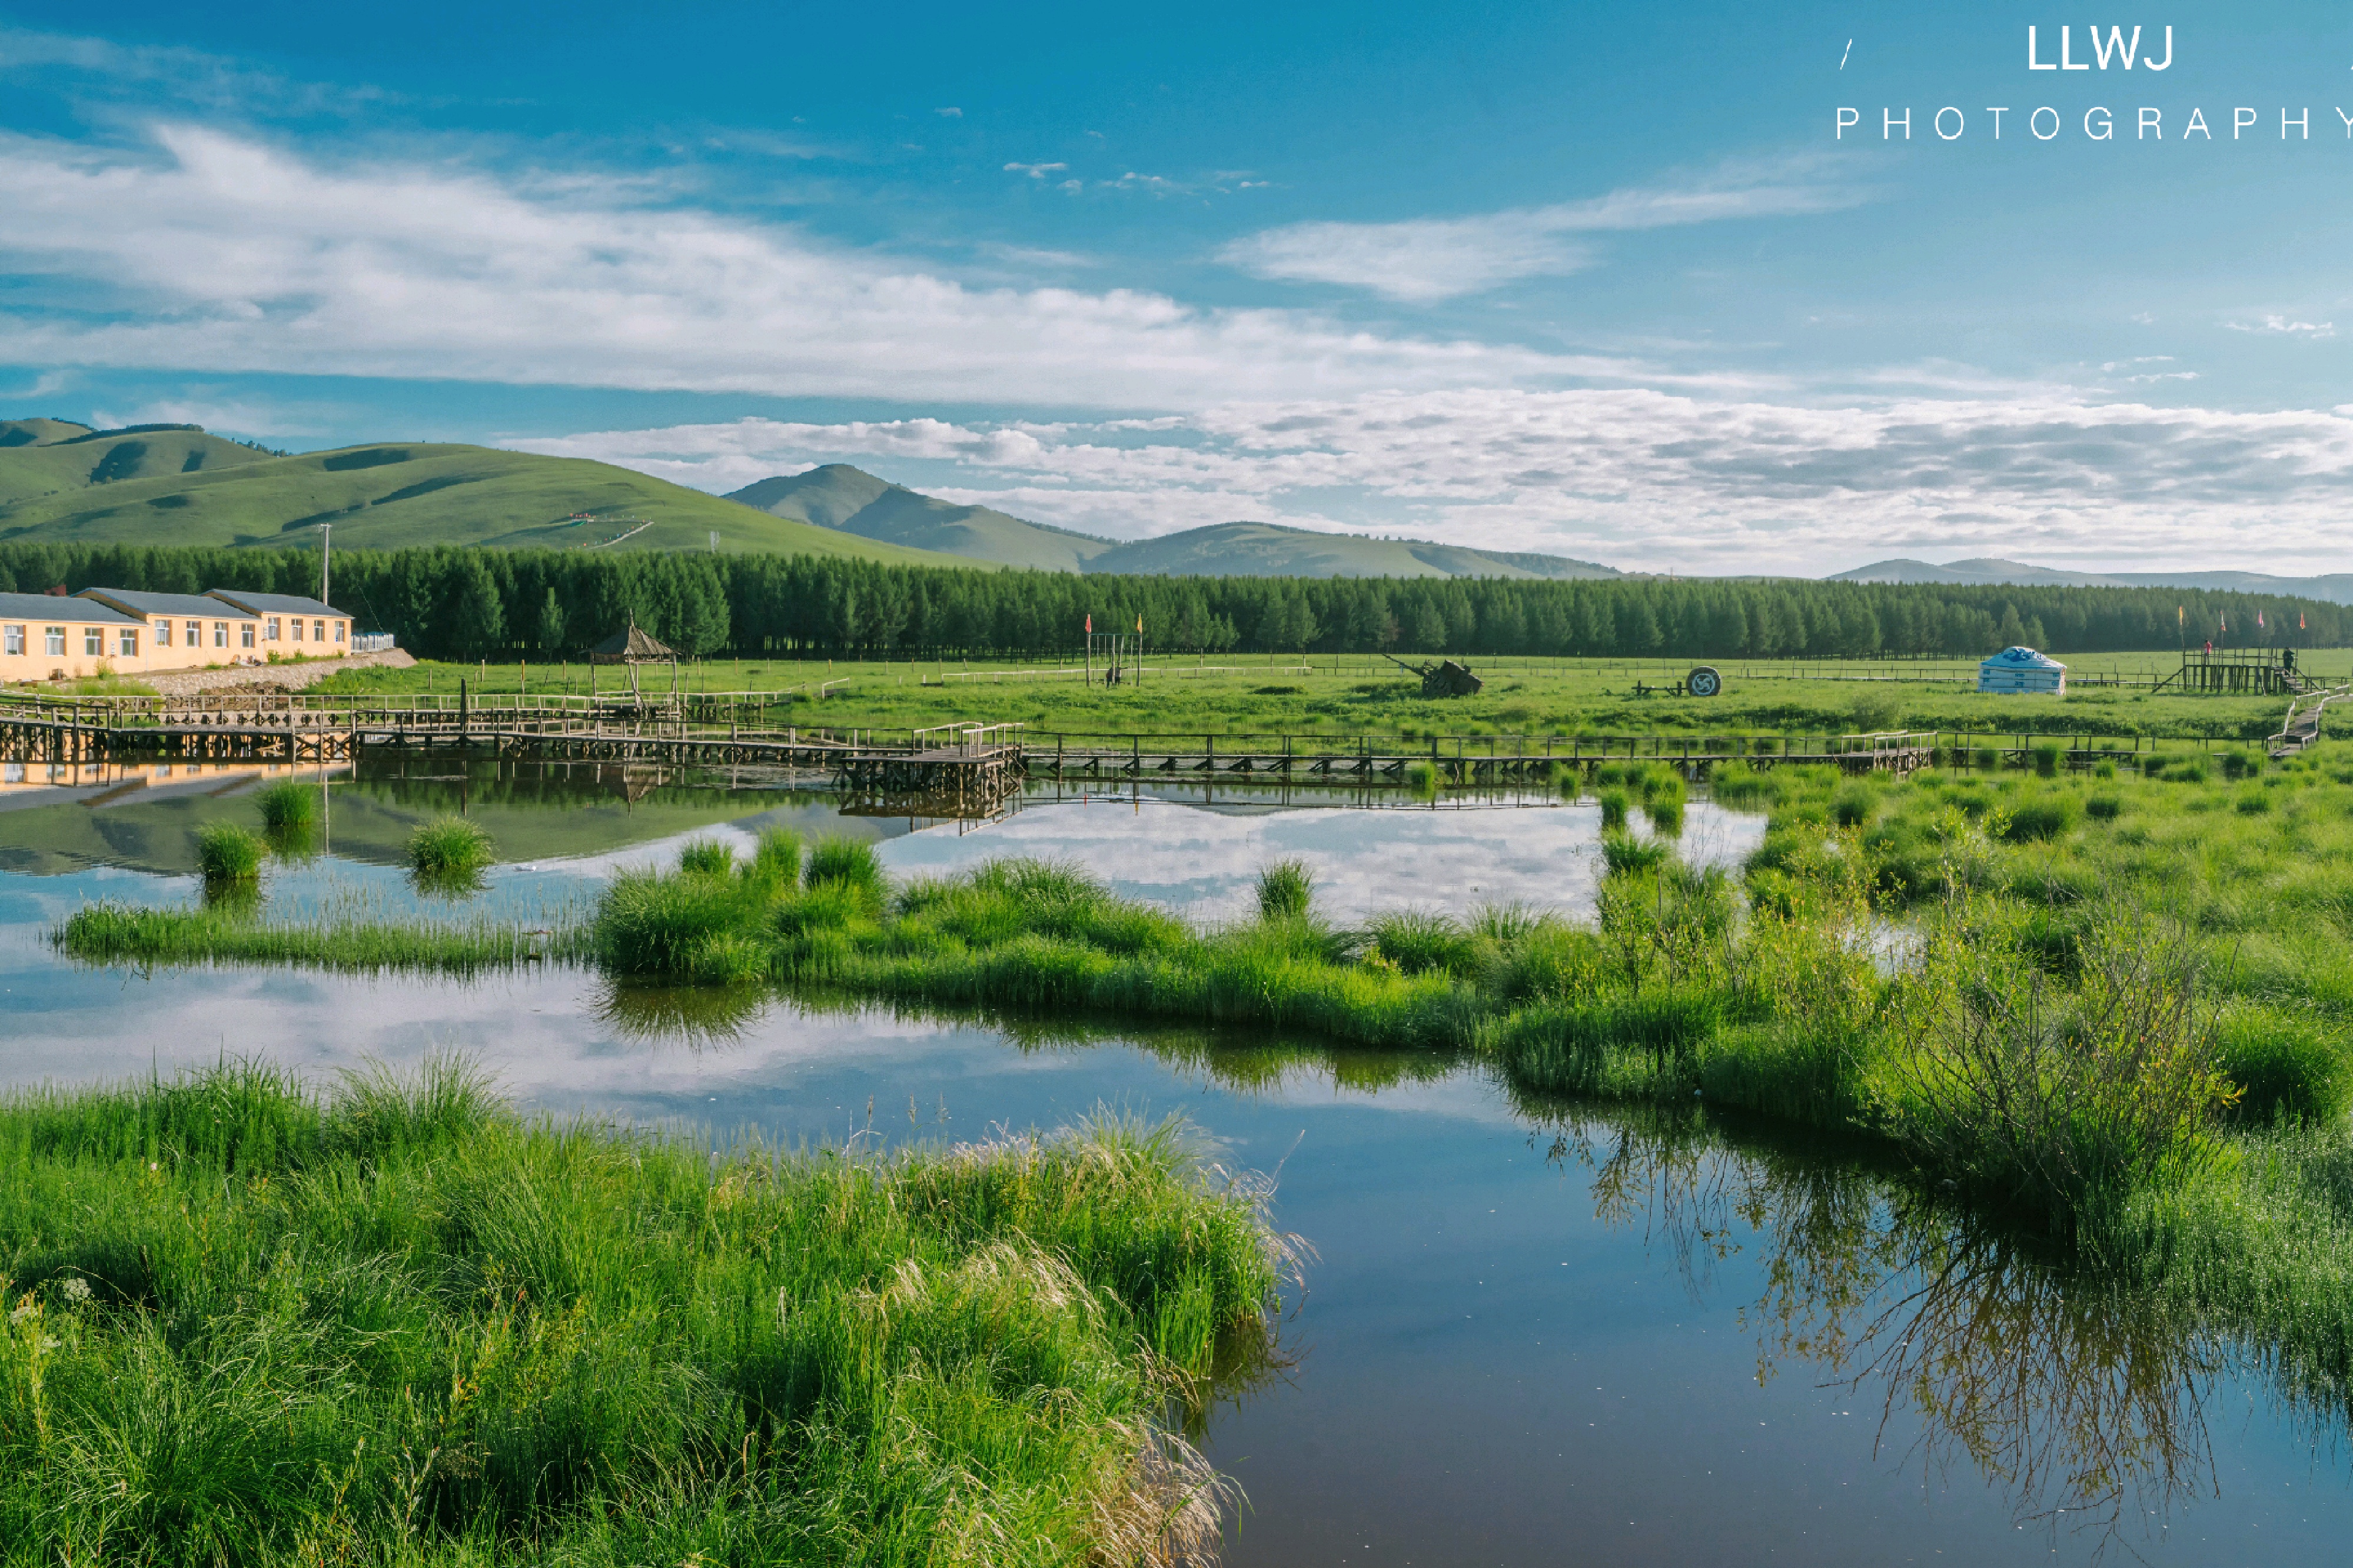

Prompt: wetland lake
[4,755,2347,1564]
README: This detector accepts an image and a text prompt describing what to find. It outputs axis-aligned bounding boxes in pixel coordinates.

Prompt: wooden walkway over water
[22,689,2220,810]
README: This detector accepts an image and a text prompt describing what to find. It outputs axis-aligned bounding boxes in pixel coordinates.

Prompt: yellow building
[0,591,147,680]
[201,591,355,655]
[73,589,259,671]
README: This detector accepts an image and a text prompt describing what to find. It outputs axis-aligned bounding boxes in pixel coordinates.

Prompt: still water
[1,757,2345,1564]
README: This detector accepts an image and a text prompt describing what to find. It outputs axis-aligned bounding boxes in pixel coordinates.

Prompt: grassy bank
[58,903,590,973]
[0,1060,1289,1565]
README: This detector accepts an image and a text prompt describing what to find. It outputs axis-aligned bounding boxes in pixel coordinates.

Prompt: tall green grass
[254,778,315,832]
[0,1062,1290,1566]
[407,815,494,877]
[194,823,261,886]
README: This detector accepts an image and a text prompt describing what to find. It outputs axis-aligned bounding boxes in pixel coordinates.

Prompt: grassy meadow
[307,648,2339,745]
[0,1061,1290,1566]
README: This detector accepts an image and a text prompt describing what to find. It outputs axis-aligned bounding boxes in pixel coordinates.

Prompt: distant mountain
[1833,556,2353,604]
[727,464,1112,571]
[726,466,1623,578]
[0,425,965,567]
[1086,521,1620,580]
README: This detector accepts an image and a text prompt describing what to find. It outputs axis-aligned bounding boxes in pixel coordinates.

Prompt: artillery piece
[1382,652,1484,697]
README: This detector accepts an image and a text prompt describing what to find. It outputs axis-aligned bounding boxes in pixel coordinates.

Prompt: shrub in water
[1973,747,2001,771]
[407,815,494,876]
[1596,787,1630,830]
[2031,742,2063,778]
[195,822,262,885]
[2093,760,2118,780]
[1647,797,1684,835]
[1710,761,1777,808]
[1404,758,1441,795]
[1255,859,1315,920]
[805,836,882,891]
[677,838,735,875]
[255,778,315,831]
[2221,750,2261,780]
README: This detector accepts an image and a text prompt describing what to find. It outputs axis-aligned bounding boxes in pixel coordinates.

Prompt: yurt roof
[589,622,677,664]
[1979,645,2066,671]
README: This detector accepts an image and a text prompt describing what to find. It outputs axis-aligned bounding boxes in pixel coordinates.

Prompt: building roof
[77,588,256,620]
[590,622,678,663]
[0,592,139,624]
[1979,645,2066,670]
[204,590,350,618]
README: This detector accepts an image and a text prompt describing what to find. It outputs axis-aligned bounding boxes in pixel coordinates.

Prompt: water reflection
[1541,1105,2226,1547]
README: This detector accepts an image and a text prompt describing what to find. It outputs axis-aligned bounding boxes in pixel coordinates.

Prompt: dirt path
[136,648,417,698]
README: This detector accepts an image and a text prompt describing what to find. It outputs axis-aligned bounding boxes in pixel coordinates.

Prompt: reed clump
[407,815,494,877]
[0,1061,1290,1566]
[194,822,262,886]
[254,779,315,832]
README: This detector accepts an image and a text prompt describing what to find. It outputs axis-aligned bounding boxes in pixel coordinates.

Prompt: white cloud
[0,124,1611,406]
[934,107,962,118]
[2226,314,2335,338]
[514,390,2353,574]
[1219,157,1869,301]
[1002,160,1066,179]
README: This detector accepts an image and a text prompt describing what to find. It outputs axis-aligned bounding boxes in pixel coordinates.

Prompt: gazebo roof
[589,621,677,664]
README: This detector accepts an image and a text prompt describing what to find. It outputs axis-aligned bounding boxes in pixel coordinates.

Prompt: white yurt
[1977,645,2067,694]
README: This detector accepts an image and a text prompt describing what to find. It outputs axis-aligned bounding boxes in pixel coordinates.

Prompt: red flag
[2302,612,2309,630]
[1085,614,1092,634]
[2258,610,2266,630]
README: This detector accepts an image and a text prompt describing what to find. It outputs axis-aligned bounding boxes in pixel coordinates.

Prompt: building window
[213,622,228,648]
[313,620,325,642]
[185,620,201,647]
[335,621,346,644]
[290,618,303,642]
[45,627,65,657]
[119,630,138,657]
[2,625,21,657]
[84,628,103,656]
[155,619,172,647]
[241,622,255,649]
[266,617,281,641]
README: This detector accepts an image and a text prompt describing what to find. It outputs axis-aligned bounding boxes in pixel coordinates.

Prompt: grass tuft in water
[407,815,494,877]
[194,822,262,885]
[254,778,316,832]
[1255,858,1315,920]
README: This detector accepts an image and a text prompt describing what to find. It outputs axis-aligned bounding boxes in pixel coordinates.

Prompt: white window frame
[335,621,346,644]
[241,622,255,650]
[267,616,281,641]
[2,624,21,657]
[118,629,138,658]
[313,620,325,642]
[212,621,228,648]
[84,627,104,657]
[45,627,65,657]
[184,620,201,647]
[154,618,172,647]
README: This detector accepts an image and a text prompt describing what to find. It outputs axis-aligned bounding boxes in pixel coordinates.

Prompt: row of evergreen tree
[0,541,2341,662]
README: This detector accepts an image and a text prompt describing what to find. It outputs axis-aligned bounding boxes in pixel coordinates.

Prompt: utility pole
[319,521,331,607]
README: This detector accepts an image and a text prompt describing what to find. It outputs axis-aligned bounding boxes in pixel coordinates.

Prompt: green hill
[0,431,968,568]
[1084,521,1621,580]
[728,464,1113,571]
[1834,556,2353,604]
[0,421,275,505]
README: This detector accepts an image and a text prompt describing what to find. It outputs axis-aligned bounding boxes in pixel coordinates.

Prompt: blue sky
[2,1,2351,572]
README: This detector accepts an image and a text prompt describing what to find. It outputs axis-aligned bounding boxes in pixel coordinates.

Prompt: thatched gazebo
[588,617,679,700]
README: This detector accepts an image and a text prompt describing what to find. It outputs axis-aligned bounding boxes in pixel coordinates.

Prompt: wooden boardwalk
[1,691,1970,805]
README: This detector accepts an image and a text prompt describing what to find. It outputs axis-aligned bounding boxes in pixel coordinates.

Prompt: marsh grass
[0,1061,1290,1566]
[194,823,261,886]
[1596,786,1630,830]
[1255,859,1315,920]
[407,816,494,878]
[1404,758,1441,796]
[254,779,315,832]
